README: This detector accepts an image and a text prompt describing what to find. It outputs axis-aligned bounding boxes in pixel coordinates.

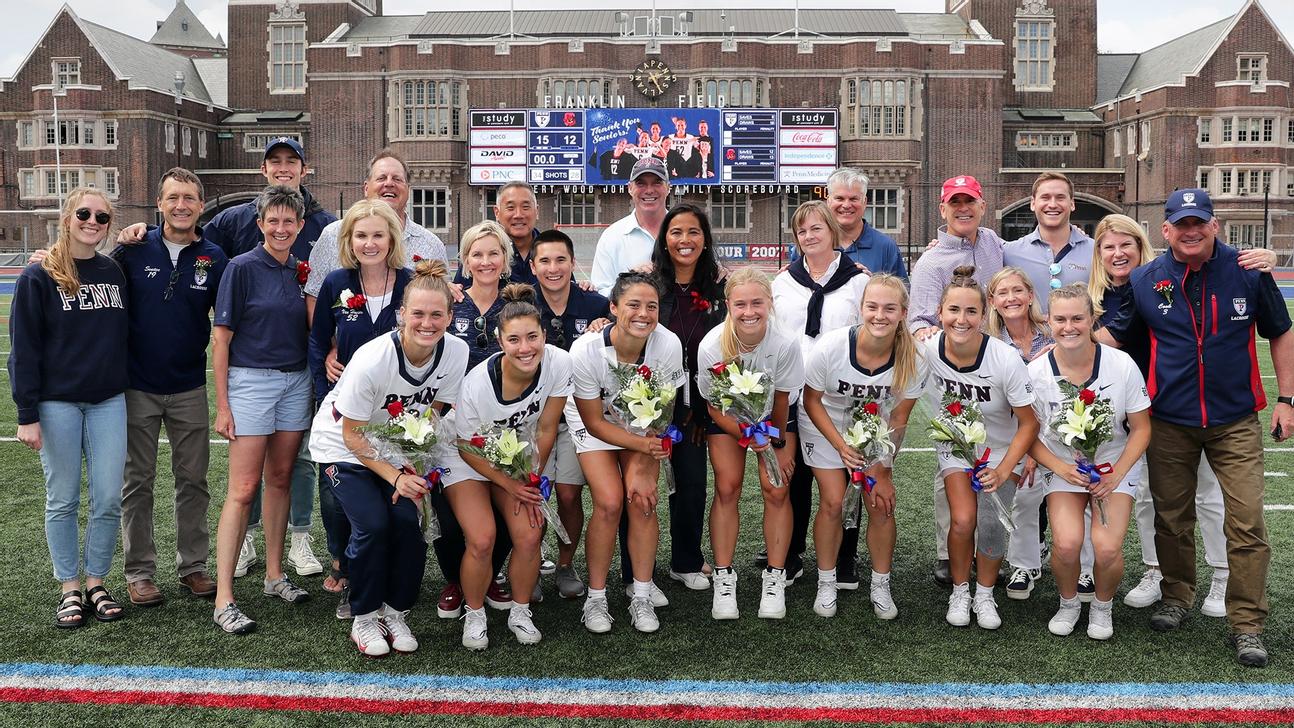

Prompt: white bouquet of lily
[607,361,683,495]
[1048,380,1117,526]
[927,392,1014,534]
[460,424,570,544]
[840,400,896,529]
[703,358,785,489]
[355,400,444,542]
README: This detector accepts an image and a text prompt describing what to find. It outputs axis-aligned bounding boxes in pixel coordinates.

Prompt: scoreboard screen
[468,108,837,186]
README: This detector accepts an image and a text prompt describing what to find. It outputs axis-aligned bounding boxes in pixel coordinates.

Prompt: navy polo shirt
[309,266,411,400]
[214,245,309,371]
[450,293,506,372]
[112,226,228,394]
[535,283,611,351]
[453,229,539,286]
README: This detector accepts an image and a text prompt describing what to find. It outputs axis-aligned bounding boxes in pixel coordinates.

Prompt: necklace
[735,334,759,354]
[676,280,693,293]
[360,267,391,320]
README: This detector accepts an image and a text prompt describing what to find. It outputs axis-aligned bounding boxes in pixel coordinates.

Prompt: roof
[1113,16,1233,98]
[81,19,215,104]
[900,13,976,39]
[1094,54,1137,104]
[149,0,224,50]
[1002,108,1102,123]
[192,57,227,107]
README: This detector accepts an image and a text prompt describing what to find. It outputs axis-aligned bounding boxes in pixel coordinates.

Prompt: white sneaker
[757,570,786,619]
[628,595,659,633]
[461,607,488,650]
[507,605,543,645]
[1087,601,1115,640]
[1201,570,1228,618]
[870,577,899,620]
[1048,598,1083,636]
[350,613,390,657]
[1123,567,1162,608]
[581,596,613,634]
[234,533,257,578]
[946,584,971,627]
[669,569,711,590]
[381,605,418,653]
[813,578,838,618]
[287,532,324,577]
[973,590,1002,630]
[624,582,669,608]
[711,570,739,620]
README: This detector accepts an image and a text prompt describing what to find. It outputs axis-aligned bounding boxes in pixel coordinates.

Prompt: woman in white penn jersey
[697,269,803,622]
[440,284,573,650]
[801,275,926,621]
[1029,284,1150,641]
[308,260,469,657]
[566,271,686,635]
[925,265,1039,631]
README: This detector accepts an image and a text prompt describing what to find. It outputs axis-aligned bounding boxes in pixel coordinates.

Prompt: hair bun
[414,258,448,280]
[951,265,977,279]
[500,282,537,304]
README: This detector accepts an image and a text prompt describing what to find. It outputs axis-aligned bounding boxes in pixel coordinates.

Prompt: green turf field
[0,294,1291,726]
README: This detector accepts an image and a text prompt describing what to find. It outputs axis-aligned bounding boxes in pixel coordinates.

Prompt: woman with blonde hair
[11,187,129,628]
[697,267,803,620]
[986,266,1050,362]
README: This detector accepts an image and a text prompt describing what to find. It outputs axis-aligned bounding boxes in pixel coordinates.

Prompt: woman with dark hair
[646,204,727,594]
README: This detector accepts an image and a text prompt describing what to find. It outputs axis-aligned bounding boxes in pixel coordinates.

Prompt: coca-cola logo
[791,131,825,144]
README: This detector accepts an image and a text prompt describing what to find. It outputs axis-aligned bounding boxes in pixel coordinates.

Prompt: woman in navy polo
[308,199,411,617]
[211,185,314,634]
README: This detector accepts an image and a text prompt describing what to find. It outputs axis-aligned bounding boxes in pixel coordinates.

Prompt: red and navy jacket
[111,227,228,395]
[1106,240,1289,427]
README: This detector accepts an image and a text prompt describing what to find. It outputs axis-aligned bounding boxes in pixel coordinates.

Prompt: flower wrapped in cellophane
[354,401,445,542]
[840,399,896,528]
[459,423,570,544]
[927,392,1014,534]
[1047,380,1117,526]
[606,362,682,494]
[703,358,785,489]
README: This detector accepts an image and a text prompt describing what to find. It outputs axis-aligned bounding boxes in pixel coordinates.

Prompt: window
[541,78,612,106]
[411,187,450,231]
[1287,168,1294,197]
[784,188,818,228]
[181,127,192,155]
[1221,169,1233,195]
[1014,19,1055,90]
[1238,54,1267,83]
[1126,125,1135,154]
[103,169,117,196]
[45,123,55,146]
[844,77,914,139]
[1216,167,1274,195]
[1227,223,1265,248]
[1222,117,1234,142]
[1198,168,1211,190]
[58,119,80,146]
[1288,119,1294,144]
[1112,129,1121,158]
[865,188,902,233]
[22,167,116,199]
[82,123,94,145]
[393,79,464,139]
[481,188,498,222]
[45,172,57,196]
[1198,117,1211,144]
[20,171,34,198]
[709,191,749,231]
[269,23,306,93]
[52,59,80,88]
[691,77,763,107]
[1015,131,1076,151]
[18,121,33,148]
[104,120,116,146]
[1140,121,1150,154]
[165,123,176,153]
[58,170,80,196]
[244,132,302,152]
[556,191,597,225]
[198,130,207,158]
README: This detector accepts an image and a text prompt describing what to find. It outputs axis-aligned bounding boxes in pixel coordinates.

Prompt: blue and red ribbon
[966,448,993,492]
[659,424,684,456]
[424,467,445,490]
[850,467,876,494]
[1076,459,1114,484]
[737,419,780,449]
[527,472,554,500]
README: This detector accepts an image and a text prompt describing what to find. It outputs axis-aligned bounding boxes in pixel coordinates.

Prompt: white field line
[1264,504,1294,511]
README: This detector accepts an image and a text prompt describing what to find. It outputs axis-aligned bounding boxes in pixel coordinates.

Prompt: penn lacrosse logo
[954,177,967,187]
[804,442,814,456]
[324,464,341,489]
[724,113,737,128]
[1234,297,1247,315]
[534,112,550,127]
[193,269,207,286]
[575,319,588,334]
[1182,192,1196,207]
[454,318,469,333]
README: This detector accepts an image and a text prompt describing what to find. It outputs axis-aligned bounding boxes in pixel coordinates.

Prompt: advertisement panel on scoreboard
[468,108,837,186]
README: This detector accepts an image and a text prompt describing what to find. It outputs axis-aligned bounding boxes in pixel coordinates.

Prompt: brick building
[1,0,1291,259]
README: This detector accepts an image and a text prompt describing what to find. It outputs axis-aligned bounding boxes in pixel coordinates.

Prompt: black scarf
[787,252,863,338]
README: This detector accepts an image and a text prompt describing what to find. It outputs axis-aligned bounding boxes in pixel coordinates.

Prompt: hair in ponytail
[498,282,541,331]
[45,187,113,296]
[939,264,987,310]
[402,257,453,310]
[718,268,774,362]
[861,274,919,395]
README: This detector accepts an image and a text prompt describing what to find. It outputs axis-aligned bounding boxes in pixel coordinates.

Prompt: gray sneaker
[555,565,587,599]
[1230,633,1269,668]
[1150,602,1189,632]
[335,586,352,620]
[263,576,310,604]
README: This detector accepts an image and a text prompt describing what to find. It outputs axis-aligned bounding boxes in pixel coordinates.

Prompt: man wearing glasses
[1002,172,1092,313]
[110,168,228,607]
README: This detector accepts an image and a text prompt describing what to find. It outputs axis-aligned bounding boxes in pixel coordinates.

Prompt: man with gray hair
[826,168,907,280]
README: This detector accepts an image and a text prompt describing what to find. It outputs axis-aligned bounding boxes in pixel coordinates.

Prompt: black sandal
[55,590,85,629]
[86,585,124,622]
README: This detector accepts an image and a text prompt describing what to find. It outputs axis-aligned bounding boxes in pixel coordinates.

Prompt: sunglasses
[1048,263,1063,290]
[162,269,181,301]
[548,316,567,349]
[474,315,489,348]
[75,208,111,225]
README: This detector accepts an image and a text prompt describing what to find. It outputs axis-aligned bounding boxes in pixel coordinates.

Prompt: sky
[2,0,1292,79]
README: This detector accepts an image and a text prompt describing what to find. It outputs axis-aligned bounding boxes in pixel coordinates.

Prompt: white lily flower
[628,398,662,429]
[397,412,436,446]
[725,364,766,396]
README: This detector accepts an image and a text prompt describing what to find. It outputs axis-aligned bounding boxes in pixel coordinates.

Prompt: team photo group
[12,135,1292,671]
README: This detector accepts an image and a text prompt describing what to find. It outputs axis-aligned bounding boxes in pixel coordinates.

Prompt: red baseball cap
[941,175,983,203]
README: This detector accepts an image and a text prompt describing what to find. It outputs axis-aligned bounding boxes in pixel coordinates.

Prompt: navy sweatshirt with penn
[9,255,129,425]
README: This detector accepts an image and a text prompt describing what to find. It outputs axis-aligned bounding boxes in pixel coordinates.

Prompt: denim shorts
[228,366,312,436]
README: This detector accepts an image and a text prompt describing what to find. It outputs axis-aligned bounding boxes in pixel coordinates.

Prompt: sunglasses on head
[74,208,111,225]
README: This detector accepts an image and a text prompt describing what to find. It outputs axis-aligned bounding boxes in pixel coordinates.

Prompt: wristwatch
[771,437,787,449]
[1277,396,1294,406]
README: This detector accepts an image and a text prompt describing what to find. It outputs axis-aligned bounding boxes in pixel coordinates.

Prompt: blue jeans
[39,395,127,581]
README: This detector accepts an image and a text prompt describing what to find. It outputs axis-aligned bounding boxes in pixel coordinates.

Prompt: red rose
[347,294,367,309]
[296,260,311,284]
[386,401,404,418]
[196,255,211,264]
[946,401,964,417]
[690,290,710,312]
[412,255,423,263]
[863,402,880,416]
[709,362,727,375]
[470,435,486,448]
[637,365,652,378]
[1078,389,1097,405]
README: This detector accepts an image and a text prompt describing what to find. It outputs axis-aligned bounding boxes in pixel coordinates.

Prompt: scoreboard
[469,108,837,186]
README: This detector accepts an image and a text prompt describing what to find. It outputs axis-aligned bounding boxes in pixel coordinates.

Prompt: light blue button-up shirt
[1003,226,1093,313]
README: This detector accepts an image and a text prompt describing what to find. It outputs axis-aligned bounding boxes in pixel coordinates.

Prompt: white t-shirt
[163,239,187,266]
[309,332,470,465]
[923,332,1034,471]
[772,253,870,363]
[1028,344,1150,480]
[564,326,686,450]
[695,322,805,412]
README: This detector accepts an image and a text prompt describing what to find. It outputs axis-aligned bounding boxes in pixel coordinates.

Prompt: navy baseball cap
[264,136,305,162]
[1165,188,1213,224]
[630,156,668,182]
